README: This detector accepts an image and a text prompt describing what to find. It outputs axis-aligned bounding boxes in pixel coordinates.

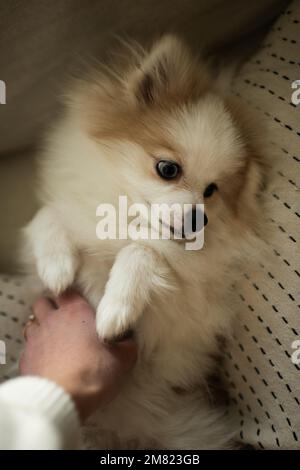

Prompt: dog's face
[81,36,267,243]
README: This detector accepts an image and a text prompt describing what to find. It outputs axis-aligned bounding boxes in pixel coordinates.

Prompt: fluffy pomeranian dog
[22,35,268,449]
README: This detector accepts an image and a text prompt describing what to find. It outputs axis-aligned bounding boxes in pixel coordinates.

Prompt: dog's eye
[156,160,180,180]
[203,183,218,198]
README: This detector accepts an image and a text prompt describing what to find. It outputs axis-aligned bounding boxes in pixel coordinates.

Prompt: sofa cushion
[226,0,300,449]
[0,0,288,155]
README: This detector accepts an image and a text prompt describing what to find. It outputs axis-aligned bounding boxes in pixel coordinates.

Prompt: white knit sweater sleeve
[0,376,80,449]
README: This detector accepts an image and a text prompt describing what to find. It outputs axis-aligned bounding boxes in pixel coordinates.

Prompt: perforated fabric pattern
[0,275,29,382]
[225,1,300,449]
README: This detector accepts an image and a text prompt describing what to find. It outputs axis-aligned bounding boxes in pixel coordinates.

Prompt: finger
[54,290,89,309]
[19,351,25,373]
[32,297,54,323]
[23,320,39,340]
[19,351,30,375]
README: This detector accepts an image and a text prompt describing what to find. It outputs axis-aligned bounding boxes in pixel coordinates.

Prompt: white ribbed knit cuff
[0,376,80,448]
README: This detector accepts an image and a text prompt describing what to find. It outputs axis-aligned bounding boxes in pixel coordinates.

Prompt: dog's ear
[127,35,208,106]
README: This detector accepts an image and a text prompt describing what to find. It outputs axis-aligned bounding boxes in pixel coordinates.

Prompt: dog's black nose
[191,208,208,231]
[191,208,197,232]
[182,208,207,237]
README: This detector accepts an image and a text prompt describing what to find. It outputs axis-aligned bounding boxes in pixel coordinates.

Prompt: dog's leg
[23,207,79,295]
[96,243,170,341]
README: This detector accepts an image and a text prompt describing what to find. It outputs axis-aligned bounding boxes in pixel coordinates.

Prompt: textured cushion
[0,149,37,273]
[0,275,29,381]
[225,0,300,449]
[0,0,287,155]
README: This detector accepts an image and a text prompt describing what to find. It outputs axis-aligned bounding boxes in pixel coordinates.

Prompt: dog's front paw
[37,250,78,295]
[96,295,133,342]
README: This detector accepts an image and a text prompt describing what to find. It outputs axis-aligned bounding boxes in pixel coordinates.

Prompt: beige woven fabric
[0,275,29,382]
[225,0,300,449]
[0,0,286,155]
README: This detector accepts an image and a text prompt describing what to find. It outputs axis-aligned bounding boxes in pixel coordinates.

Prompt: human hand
[19,291,137,421]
